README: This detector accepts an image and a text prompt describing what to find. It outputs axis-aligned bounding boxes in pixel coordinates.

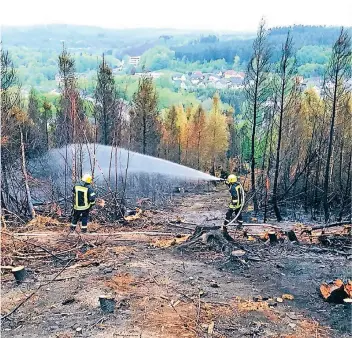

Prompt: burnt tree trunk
[20,128,35,219]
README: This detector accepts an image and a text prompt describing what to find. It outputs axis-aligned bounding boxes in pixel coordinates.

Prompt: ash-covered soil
[1,187,351,337]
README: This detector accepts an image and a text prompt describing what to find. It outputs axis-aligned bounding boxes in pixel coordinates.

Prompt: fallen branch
[169,220,200,226]
[303,246,350,256]
[308,221,351,231]
[242,223,282,229]
[2,231,76,261]
[1,259,74,320]
[10,231,185,237]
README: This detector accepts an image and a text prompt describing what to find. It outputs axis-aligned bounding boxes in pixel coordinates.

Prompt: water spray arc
[42,144,221,182]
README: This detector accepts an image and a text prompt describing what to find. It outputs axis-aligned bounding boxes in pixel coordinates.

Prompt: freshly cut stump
[12,266,26,283]
[268,232,278,245]
[99,295,116,313]
[178,226,236,253]
[230,250,247,264]
[320,280,348,303]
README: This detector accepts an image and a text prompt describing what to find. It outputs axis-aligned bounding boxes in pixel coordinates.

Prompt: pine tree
[323,28,352,222]
[55,44,84,147]
[272,30,296,221]
[130,75,160,156]
[244,18,271,214]
[94,55,120,145]
[26,88,46,157]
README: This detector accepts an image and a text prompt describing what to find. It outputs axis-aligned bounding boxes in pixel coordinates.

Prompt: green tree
[140,46,175,71]
[94,55,120,145]
[130,75,160,156]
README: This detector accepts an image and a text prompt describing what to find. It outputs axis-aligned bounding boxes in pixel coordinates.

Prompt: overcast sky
[1,0,351,31]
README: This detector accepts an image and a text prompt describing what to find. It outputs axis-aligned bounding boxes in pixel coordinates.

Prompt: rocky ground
[1,187,351,337]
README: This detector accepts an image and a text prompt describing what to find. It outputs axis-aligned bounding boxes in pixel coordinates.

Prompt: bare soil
[1,187,351,337]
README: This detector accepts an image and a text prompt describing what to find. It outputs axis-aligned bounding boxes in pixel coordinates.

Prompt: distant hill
[173,25,350,63]
[1,25,216,51]
[1,24,351,92]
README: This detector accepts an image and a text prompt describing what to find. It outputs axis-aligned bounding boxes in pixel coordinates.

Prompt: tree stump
[177,226,236,253]
[268,232,278,245]
[287,230,299,243]
[12,266,26,283]
[320,280,347,303]
[230,250,247,264]
[99,295,116,313]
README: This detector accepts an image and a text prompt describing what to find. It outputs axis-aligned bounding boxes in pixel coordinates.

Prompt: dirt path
[1,188,351,337]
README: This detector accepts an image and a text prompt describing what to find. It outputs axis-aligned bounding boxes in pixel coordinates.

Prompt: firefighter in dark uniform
[224,174,244,226]
[70,174,96,233]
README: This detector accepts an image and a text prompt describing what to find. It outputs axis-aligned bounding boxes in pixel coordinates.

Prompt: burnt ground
[1,187,351,338]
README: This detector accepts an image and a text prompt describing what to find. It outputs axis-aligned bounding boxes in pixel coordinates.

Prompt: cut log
[12,266,26,283]
[287,230,299,243]
[231,250,246,258]
[268,232,278,245]
[320,279,347,303]
[99,295,116,313]
[344,225,352,236]
[309,221,351,231]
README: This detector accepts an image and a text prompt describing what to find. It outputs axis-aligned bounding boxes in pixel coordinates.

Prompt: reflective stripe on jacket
[73,182,96,211]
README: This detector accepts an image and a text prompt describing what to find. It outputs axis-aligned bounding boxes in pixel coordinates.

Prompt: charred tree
[42,100,52,151]
[272,31,296,221]
[244,18,271,215]
[1,49,23,217]
[323,28,352,222]
[20,125,36,219]
[25,88,48,157]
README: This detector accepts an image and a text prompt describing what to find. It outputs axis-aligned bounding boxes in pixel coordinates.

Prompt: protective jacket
[228,182,243,210]
[73,181,96,211]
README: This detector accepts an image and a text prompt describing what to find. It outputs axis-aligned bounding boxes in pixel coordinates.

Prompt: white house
[129,56,141,66]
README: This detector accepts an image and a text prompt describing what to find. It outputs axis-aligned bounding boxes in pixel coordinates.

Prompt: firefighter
[70,173,96,233]
[224,174,244,226]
